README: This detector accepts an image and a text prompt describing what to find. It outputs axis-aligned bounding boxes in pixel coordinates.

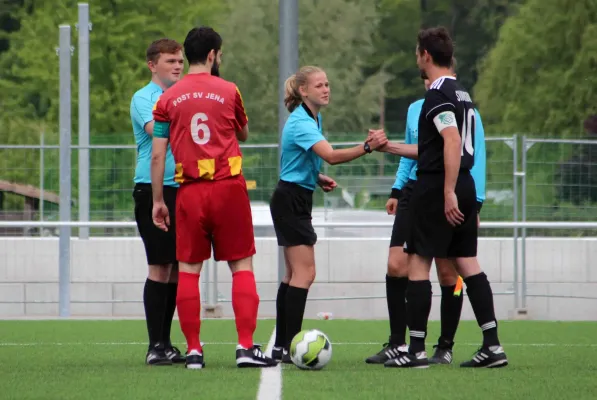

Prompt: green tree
[217,0,391,139]
[367,0,522,134]
[215,0,391,202]
[0,0,223,218]
[475,0,597,231]
[475,0,597,137]
[0,0,24,55]
[366,0,423,136]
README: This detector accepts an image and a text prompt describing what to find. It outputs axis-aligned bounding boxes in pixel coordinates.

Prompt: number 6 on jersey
[191,112,210,145]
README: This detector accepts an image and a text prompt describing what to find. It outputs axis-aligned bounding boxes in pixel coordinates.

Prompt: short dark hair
[146,39,182,64]
[183,26,223,65]
[417,26,453,68]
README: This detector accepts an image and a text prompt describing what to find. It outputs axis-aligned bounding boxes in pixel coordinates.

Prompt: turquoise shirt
[130,81,177,186]
[279,104,325,190]
[392,99,487,204]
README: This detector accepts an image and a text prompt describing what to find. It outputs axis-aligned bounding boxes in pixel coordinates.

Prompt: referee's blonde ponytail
[284,74,301,112]
[284,66,324,112]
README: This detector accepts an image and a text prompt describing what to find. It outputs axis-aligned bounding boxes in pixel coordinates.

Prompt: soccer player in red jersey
[150,26,276,370]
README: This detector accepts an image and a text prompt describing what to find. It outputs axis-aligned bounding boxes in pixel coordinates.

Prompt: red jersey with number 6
[152,72,248,184]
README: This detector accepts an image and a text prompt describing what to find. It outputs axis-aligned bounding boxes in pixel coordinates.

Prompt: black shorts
[389,179,416,248]
[269,180,317,247]
[404,171,477,258]
[133,183,177,265]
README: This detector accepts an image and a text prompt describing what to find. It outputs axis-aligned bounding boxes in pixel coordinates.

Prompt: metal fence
[1,135,597,318]
[3,135,597,236]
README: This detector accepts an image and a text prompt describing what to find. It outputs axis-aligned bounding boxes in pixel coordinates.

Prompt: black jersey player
[384,27,508,369]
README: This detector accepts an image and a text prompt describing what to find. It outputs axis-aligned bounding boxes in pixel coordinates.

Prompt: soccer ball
[289,329,332,370]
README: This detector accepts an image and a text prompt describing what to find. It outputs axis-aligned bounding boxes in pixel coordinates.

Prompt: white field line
[0,341,596,347]
[256,328,282,400]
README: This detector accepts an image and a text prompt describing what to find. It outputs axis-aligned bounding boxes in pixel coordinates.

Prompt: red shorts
[175,175,256,263]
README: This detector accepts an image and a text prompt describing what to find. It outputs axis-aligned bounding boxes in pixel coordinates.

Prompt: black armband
[390,188,402,200]
[476,201,483,213]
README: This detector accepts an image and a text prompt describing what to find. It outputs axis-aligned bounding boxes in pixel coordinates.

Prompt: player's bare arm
[150,134,170,231]
[367,128,417,159]
[312,130,387,165]
[377,142,418,159]
[437,116,465,227]
[236,123,249,142]
[386,198,398,215]
[144,121,155,135]
[317,173,337,192]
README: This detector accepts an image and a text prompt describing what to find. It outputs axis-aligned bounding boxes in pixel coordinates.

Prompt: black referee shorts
[404,171,477,258]
[389,179,416,248]
[133,183,177,266]
[269,180,317,247]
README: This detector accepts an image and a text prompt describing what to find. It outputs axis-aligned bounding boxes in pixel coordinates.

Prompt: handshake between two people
[365,128,418,160]
[365,128,388,152]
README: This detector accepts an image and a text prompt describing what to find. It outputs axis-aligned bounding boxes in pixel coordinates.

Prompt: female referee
[269,65,388,362]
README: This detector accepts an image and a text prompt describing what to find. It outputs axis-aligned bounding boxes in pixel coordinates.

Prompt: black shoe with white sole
[429,345,453,365]
[460,346,508,368]
[384,351,429,369]
[271,346,292,364]
[185,349,205,370]
[365,342,409,364]
[145,343,172,366]
[164,345,186,364]
[236,345,278,368]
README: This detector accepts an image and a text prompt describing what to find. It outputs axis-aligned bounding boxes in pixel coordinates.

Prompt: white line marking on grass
[256,328,281,400]
[1,341,596,348]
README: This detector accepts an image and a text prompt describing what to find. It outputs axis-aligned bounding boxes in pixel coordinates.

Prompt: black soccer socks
[386,275,409,345]
[285,286,309,349]
[464,272,500,347]
[162,282,178,346]
[143,279,169,348]
[406,280,432,354]
[274,282,290,348]
[439,283,464,346]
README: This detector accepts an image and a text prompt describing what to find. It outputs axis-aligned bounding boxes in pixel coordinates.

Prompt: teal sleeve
[295,119,325,151]
[153,121,170,139]
[131,95,154,130]
[392,134,415,191]
[471,109,486,209]
[391,105,418,195]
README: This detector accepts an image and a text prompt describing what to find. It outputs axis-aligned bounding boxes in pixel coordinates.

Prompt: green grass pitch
[0,319,596,400]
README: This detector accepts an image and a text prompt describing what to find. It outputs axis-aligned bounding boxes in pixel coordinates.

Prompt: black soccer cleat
[271,346,292,364]
[384,351,429,369]
[365,342,409,364]
[145,343,172,366]
[236,345,278,368]
[429,344,454,365]
[165,345,186,364]
[460,346,508,368]
[185,349,205,370]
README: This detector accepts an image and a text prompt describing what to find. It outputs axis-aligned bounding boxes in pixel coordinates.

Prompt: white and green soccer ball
[289,329,332,370]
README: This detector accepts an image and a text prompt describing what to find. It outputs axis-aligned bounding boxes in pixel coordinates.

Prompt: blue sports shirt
[130,81,177,186]
[391,99,487,207]
[279,104,325,191]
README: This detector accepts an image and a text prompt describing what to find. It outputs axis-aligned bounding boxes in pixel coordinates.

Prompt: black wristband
[390,188,401,200]
[476,201,483,213]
